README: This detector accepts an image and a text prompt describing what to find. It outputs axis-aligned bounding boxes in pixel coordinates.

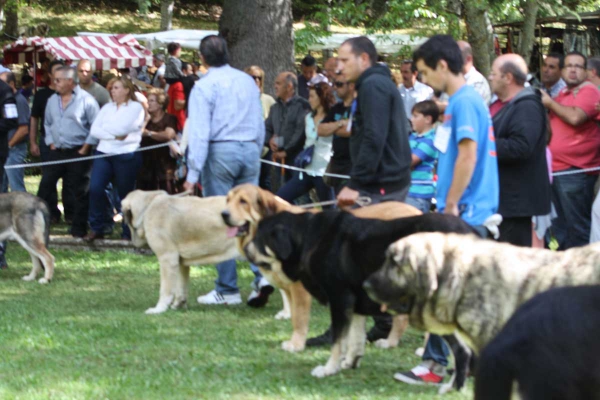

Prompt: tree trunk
[220,0,295,97]
[463,0,492,78]
[517,0,539,69]
[160,0,174,31]
[4,0,18,38]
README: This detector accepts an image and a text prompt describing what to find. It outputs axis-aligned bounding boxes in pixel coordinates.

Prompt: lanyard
[347,99,357,132]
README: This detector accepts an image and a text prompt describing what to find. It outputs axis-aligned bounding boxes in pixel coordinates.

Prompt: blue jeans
[277,172,335,209]
[89,151,142,239]
[551,168,596,250]
[3,142,27,192]
[405,195,431,214]
[201,141,263,295]
[423,334,451,366]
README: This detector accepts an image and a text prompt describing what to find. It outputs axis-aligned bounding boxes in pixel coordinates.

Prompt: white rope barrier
[4,142,173,169]
[6,143,597,180]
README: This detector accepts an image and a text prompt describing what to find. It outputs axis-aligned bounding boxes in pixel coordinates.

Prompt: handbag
[293,145,315,169]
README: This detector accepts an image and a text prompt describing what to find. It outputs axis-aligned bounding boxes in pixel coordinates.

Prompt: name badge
[4,104,17,119]
[434,124,451,154]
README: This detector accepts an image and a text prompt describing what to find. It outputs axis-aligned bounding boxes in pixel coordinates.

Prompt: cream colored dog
[122,190,238,314]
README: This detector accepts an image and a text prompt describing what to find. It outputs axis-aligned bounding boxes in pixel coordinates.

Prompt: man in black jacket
[0,72,19,268]
[488,53,551,246]
[337,36,412,207]
[307,37,411,346]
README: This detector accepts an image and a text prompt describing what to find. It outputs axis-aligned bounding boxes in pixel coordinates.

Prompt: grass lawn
[0,240,474,400]
[1,177,475,399]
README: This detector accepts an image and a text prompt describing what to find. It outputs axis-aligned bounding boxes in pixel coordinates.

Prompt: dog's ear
[432,234,468,323]
[392,234,440,304]
[257,190,280,217]
[271,224,295,260]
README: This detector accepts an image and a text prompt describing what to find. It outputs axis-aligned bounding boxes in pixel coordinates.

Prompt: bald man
[488,54,551,246]
[457,40,491,104]
[77,60,110,108]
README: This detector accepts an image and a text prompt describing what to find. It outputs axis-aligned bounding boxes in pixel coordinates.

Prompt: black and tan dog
[222,183,421,353]
[244,210,475,378]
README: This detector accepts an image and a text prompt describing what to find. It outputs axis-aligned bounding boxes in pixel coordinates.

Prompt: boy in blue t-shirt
[406,100,439,213]
[394,34,499,388]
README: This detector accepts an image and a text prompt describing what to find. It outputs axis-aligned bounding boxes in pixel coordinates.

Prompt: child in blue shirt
[405,100,439,213]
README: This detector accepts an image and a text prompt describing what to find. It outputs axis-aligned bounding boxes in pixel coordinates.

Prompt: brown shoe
[83,232,105,242]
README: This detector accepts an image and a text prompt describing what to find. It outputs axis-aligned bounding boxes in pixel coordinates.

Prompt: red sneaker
[394,364,444,385]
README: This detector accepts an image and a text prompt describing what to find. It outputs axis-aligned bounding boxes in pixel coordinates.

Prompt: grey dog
[0,192,55,284]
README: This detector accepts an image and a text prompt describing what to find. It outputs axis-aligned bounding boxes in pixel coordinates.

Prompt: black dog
[475,285,600,400]
[245,210,476,381]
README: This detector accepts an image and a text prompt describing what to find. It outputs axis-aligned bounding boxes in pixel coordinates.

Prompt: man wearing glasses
[316,74,354,194]
[541,51,600,249]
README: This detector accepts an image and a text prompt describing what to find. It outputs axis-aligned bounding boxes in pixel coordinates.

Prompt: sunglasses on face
[252,75,263,81]
[334,81,347,88]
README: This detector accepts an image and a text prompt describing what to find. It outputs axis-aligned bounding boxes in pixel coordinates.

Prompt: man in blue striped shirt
[405,100,439,213]
[184,35,270,306]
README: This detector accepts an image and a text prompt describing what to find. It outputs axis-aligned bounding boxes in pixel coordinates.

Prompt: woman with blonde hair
[86,77,145,241]
[137,89,180,193]
[245,65,275,190]
[244,65,275,120]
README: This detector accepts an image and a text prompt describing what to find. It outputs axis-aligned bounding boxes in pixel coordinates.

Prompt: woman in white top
[86,77,145,241]
[276,82,336,208]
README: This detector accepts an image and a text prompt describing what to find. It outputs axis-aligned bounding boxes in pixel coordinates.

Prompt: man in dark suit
[488,54,551,246]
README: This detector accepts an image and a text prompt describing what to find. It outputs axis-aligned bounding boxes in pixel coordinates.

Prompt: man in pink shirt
[541,51,600,249]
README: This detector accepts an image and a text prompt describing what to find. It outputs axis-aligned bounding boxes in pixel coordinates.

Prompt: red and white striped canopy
[3,34,154,71]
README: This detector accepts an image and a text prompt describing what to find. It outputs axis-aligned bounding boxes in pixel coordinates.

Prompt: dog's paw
[281,340,304,353]
[374,338,398,349]
[311,364,340,378]
[145,306,168,315]
[274,309,291,320]
[22,275,35,282]
[38,278,49,284]
[341,355,362,370]
[170,299,187,310]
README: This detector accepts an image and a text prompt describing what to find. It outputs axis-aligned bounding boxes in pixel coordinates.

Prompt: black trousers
[37,148,92,236]
[498,216,533,247]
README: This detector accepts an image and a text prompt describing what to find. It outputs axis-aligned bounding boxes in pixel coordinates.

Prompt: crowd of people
[180,34,600,386]
[0,31,599,387]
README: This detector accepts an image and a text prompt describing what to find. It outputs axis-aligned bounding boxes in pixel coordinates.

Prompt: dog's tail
[474,344,515,400]
[38,200,51,247]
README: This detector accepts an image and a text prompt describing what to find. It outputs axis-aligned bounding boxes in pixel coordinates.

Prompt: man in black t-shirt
[29,60,73,223]
[317,73,354,194]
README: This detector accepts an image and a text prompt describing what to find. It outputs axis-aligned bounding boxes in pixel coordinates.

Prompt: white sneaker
[247,277,274,308]
[197,290,242,305]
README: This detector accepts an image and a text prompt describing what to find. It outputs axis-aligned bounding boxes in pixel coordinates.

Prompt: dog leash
[298,196,372,209]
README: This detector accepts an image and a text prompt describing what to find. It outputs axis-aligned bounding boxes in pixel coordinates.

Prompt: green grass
[9,178,473,399]
[0,244,474,399]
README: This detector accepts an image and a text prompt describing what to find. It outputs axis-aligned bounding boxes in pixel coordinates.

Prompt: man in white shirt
[398,59,433,121]
[458,40,492,104]
[151,54,166,89]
